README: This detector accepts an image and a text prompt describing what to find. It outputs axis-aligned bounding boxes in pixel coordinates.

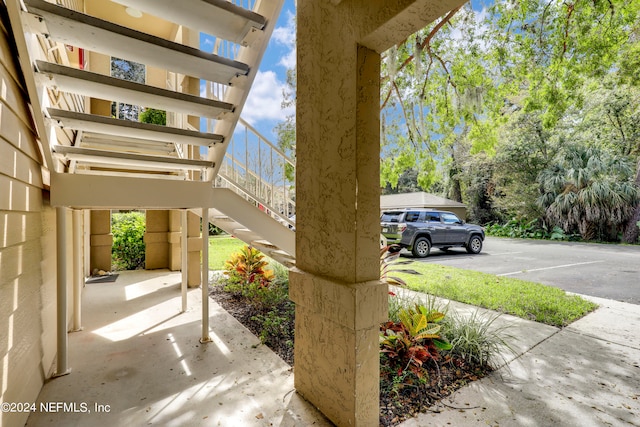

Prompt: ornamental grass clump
[443,310,516,369]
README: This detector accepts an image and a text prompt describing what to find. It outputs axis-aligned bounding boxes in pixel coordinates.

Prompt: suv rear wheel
[466,235,483,254]
[412,237,431,258]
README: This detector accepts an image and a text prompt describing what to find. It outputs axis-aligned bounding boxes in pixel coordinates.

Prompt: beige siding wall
[0,17,60,427]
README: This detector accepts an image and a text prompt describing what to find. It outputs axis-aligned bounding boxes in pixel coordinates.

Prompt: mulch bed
[209,282,490,426]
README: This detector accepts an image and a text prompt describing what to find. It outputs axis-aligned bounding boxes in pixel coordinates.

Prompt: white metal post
[55,207,71,376]
[181,210,188,312]
[200,208,211,343]
[72,209,83,332]
[83,210,91,277]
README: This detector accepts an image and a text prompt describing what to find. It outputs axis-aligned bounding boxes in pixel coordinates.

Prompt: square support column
[290,270,387,426]
[294,1,467,424]
[294,3,385,425]
[89,209,112,272]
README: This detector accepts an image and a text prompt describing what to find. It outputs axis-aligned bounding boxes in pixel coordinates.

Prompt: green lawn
[207,237,598,327]
[392,261,598,327]
[208,235,246,270]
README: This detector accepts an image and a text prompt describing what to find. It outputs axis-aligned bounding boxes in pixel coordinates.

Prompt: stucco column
[145,210,170,270]
[290,3,387,426]
[89,210,112,272]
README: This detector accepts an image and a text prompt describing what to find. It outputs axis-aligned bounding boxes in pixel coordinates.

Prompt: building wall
[0,14,63,427]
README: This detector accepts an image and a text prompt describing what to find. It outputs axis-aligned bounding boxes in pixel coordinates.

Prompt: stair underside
[48,109,224,148]
[11,0,295,264]
[110,0,266,45]
[36,61,234,119]
[24,0,249,84]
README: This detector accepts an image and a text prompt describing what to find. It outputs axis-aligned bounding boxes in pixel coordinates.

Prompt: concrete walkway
[26,270,640,426]
[26,270,331,427]
[398,293,640,427]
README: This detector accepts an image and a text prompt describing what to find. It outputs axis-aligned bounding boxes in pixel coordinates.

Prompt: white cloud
[272,10,296,69]
[201,36,214,52]
[241,70,294,125]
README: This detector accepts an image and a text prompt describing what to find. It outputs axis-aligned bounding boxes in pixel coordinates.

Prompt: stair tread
[36,61,233,119]
[25,0,248,84]
[48,109,223,147]
[110,0,266,45]
[53,144,214,170]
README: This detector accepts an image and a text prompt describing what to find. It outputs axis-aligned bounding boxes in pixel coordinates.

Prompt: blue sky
[242,0,296,136]
[202,0,488,143]
[201,0,297,143]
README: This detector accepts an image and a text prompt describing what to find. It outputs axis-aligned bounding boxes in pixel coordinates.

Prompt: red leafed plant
[380,304,451,380]
[224,245,274,292]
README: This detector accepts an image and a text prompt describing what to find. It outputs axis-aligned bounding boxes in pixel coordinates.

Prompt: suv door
[441,212,467,244]
[402,210,422,246]
[425,211,447,244]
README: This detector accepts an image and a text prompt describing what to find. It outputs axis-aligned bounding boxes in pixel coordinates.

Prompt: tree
[380,5,501,193]
[538,144,639,241]
[492,109,559,220]
[111,57,145,121]
[274,68,296,184]
[381,168,424,195]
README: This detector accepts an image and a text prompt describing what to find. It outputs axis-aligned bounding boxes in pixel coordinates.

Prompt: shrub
[251,300,294,347]
[380,304,451,385]
[485,218,579,241]
[209,223,225,235]
[223,245,275,304]
[139,108,166,125]
[111,211,146,270]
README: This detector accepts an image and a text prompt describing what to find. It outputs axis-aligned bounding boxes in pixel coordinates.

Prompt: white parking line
[489,251,524,256]
[497,260,605,276]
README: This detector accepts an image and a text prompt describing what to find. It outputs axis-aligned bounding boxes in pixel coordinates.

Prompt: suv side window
[381,212,403,222]
[442,213,461,224]
[405,211,420,222]
[426,212,441,222]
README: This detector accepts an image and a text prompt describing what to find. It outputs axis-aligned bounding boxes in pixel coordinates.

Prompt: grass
[208,237,598,327]
[393,261,598,327]
[208,235,246,270]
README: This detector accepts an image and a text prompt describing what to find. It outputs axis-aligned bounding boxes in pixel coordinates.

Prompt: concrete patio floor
[26,270,332,427]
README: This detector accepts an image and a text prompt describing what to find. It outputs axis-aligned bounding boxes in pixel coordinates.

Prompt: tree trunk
[622,158,640,243]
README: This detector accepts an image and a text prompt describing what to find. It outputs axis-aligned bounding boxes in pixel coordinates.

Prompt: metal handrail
[213,119,296,227]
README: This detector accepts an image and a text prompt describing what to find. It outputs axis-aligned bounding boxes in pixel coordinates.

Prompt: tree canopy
[380,0,640,242]
[273,1,640,243]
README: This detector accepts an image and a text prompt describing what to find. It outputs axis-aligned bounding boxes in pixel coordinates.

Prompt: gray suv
[381,209,485,258]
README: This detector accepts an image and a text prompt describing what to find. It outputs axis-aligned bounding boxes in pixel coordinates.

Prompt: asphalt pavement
[409,237,640,305]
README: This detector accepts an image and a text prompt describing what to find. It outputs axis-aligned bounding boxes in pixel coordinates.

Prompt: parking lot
[409,237,640,305]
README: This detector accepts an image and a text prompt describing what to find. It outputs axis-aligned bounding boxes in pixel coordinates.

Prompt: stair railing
[212,117,296,229]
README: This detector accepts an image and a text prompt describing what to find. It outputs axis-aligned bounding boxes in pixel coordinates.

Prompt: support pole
[72,209,83,331]
[181,210,188,312]
[55,207,71,376]
[200,208,211,343]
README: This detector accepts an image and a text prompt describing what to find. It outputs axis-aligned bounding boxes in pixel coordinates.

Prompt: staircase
[208,117,296,266]
[6,0,295,265]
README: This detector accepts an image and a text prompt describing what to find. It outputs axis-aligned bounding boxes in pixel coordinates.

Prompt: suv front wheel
[412,237,431,258]
[466,235,483,254]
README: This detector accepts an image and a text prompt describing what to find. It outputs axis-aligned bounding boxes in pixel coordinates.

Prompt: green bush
[485,218,579,240]
[111,211,146,270]
[209,223,225,235]
[219,250,293,349]
[139,108,166,125]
